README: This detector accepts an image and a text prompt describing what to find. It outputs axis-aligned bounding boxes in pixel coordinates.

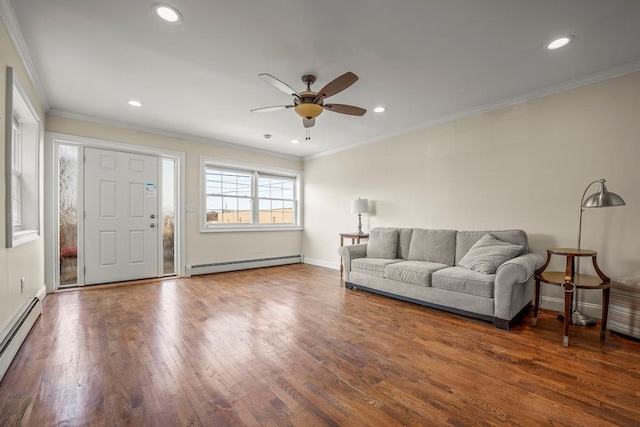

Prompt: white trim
[35,285,46,301]
[539,296,603,319]
[303,257,339,271]
[0,0,50,110]
[305,62,640,161]
[199,156,304,232]
[44,132,186,290]
[47,109,302,161]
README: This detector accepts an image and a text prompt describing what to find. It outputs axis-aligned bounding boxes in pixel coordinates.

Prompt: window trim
[200,157,303,232]
[5,66,40,248]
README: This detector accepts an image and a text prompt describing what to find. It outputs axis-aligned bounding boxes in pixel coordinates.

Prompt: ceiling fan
[251,72,366,133]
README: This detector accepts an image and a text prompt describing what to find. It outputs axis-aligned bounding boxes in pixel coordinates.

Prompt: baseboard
[185,255,302,277]
[303,257,339,270]
[540,296,603,319]
[0,297,42,382]
[36,285,46,301]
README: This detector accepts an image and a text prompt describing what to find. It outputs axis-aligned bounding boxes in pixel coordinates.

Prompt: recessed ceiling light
[153,3,183,24]
[263,134,272,139]
[373,106,386,113]
[545,36,573,50]
[128,99,142,107]
[291,139,300,144]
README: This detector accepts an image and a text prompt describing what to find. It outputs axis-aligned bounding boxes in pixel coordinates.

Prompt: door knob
[150,223,156,228]
[150,214,156,219]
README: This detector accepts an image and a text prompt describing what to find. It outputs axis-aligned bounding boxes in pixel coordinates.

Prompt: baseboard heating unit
[0,297,42,382]
[186,255,302,277]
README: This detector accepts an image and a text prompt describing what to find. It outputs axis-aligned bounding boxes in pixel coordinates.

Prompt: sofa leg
[493,318,510,330]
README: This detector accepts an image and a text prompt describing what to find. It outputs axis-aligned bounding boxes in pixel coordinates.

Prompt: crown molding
[0,0,49,111]
[47,109,303,162]
[305,62,640,161]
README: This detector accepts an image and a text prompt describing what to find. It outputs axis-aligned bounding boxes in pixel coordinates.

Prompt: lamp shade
[582,181,626,208]
[351,198,369,214]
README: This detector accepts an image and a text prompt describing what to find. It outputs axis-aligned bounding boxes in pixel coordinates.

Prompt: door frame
[44,132,186,292]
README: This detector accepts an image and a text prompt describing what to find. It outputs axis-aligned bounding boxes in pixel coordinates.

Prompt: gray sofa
[339,228,544,330]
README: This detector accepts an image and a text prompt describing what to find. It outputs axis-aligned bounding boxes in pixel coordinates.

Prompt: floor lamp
[571,178,626,325]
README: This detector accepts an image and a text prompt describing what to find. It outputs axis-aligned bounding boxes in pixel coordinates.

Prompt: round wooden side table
[532,248,611,347]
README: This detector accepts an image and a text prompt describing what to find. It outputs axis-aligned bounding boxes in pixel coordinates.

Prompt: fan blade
[250,105,294,113]
[314,72,358,102]
[303,117,315,128]
[258,73,300,98]
[323,104,366,116]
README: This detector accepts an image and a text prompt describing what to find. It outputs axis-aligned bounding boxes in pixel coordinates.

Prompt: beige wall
[45,115,303,269]
[303,72,640,312]
[0,21,46,331]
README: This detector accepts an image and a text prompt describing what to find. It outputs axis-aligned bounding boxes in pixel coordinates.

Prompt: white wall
[0,21,45,332]
[45,115,303,270]
[303,71,640,314]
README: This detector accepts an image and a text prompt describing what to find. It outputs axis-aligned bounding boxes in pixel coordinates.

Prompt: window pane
[162,159,175,275]
[204,163,299,228]
[58,145,78,286]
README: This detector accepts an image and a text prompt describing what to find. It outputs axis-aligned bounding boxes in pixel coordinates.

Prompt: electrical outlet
[20,277,25,293]
[185,205,196,213]
[256,246,261,254]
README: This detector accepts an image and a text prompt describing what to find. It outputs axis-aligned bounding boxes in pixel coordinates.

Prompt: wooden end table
[339,232,368,275]
[533,248,611,347]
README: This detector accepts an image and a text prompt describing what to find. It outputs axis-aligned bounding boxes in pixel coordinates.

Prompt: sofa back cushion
[366,228,399,259]
[455,230,528,265]
[407,229,457,266]
[397,228,414,259]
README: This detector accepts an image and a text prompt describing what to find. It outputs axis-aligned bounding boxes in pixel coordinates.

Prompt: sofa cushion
[432,266,495,298]
[384,261,450,287]
[455,230,527,265]
[407,229,457,266]
[397,228,414,260]
[367,228,399,259]
[352,258,402,278]
[459,233,524,274]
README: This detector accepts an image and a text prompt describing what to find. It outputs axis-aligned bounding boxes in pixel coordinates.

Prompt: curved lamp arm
[577,179,603,252]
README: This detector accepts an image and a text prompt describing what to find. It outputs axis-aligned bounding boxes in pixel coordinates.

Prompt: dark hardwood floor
[1,264,639,426]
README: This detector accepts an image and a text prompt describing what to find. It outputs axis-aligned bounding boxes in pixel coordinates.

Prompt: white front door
[84,148,159,285]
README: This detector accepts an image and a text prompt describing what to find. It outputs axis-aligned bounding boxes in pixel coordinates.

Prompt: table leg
[562,282,575,347]
[601,287,610,342]
[532,279,541,327]
[339,236,345,275]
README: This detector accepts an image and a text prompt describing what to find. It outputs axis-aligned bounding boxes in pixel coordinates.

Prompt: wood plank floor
[1,264,639,426]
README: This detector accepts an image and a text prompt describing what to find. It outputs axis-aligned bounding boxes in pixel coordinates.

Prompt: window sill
[201,225,303,233]
[11,229,39,247]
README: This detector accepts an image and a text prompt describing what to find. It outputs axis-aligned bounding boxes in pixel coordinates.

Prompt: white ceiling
[8,0,640,158]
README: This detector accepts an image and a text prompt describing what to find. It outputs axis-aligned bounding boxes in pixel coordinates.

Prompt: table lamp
[351,198,369,234]
[572,178,626,325]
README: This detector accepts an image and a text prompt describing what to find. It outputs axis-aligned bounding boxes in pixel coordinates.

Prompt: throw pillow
[459,233,523,274]
[366,228,399,259]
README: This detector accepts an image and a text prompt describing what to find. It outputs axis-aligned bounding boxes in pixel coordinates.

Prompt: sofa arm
[494,253,545,320]
[338,243,367,281]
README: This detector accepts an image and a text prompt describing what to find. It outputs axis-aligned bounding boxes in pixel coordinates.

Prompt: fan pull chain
[305,128,311,141]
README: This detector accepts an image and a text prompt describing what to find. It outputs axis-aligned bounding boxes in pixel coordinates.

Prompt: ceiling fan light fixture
[153,3,183,24]
[295,103,323,119]
[545,36,573,50]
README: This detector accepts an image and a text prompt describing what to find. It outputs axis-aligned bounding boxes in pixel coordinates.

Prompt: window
[201,158,302,231]
[5,66,40,247]
[11,117,22,228]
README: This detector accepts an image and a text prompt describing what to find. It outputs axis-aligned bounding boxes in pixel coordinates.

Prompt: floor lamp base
[557,311,597,326]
